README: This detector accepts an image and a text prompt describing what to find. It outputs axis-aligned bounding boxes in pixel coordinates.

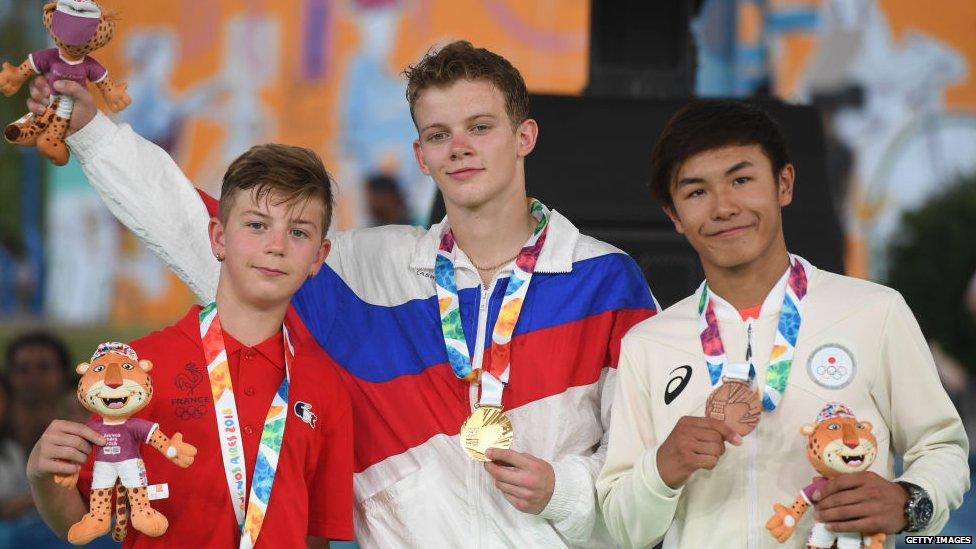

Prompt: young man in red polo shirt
[25,144,354,548]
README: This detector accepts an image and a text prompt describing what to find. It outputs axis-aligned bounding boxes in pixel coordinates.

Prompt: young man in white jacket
[25,41,657,547]
[596,100,969,549]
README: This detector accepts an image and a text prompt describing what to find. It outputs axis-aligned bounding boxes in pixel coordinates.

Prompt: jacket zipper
[471,276,495,549]
[745,318,759,549]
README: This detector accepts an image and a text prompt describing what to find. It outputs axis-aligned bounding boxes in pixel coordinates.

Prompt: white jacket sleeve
[65,111,219,303]
[596,339,682,549]
[535,371,609,545]
[873,292,970,535]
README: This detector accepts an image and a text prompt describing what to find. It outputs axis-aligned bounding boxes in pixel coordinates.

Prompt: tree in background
[886,173,976,372]
[0,1,48,317]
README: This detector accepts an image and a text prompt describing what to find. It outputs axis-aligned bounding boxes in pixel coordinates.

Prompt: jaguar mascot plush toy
[0,0,131,165]
[54,342,196,545]
[765,403,885,549]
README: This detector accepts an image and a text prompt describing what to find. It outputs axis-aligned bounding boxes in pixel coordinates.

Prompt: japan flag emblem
[806,344,856,389]
[294,401,318,428]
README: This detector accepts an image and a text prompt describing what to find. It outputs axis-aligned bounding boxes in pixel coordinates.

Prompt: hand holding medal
[657,257,809,489]
[460,405,513,461]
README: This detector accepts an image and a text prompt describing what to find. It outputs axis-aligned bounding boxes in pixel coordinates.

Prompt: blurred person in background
[0,375,33,524]
[4,332,76,459]
[1,333,118,548]
[365,173,410,226]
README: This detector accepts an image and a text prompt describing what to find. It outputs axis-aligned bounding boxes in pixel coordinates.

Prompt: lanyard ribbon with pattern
[434,198,549,405]
[698,255,809,411]
[200,302,291,549]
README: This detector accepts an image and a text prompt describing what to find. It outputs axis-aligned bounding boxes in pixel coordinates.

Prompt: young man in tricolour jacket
[26,41,657,547]
[597,100,969,549]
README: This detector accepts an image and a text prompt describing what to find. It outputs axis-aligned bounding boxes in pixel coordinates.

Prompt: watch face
[916,497,934,526]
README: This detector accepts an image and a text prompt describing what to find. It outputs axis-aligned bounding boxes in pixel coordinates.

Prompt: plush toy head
[801,402,878,479]
[42,0,118,59]
[76,342,154,420]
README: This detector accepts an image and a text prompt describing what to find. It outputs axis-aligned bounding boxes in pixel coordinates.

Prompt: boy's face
[210,188,330,310]
[412,79,537,212]
[666,144,794,272]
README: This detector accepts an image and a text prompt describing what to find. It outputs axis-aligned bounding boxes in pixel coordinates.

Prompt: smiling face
[76,353,153,420]
[665,144,794,274]
[211,188,330,310]
[412,79,537,213]
[804,416,878,478]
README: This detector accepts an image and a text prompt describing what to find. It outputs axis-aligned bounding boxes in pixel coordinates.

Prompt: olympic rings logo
[175,404,206,420]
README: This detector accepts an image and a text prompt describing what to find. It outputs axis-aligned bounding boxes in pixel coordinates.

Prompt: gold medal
[705,379,762,436]
[459,405,513,461]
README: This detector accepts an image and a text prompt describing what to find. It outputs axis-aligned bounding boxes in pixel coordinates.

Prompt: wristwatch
[897,481,934,533]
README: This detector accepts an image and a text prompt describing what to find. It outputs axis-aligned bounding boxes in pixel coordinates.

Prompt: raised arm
[27,76,219,302]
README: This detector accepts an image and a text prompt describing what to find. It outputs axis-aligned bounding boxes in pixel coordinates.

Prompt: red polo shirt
[79,305,354,547]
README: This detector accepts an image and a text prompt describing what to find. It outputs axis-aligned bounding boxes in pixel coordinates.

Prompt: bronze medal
[459,405,513,461]
[705,379,761,436]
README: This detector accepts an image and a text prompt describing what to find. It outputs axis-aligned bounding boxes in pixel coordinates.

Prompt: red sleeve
[307,371,354,541]
[197,188,218,218]
[607,308,656,368]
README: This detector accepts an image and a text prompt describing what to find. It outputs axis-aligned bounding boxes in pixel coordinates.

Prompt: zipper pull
[746,322,755,380]
[480,285,489,311]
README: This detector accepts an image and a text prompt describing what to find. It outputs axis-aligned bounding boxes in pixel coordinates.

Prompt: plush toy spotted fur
[0,0,131,165]
[54,342,196,545]
[765,403,885,549]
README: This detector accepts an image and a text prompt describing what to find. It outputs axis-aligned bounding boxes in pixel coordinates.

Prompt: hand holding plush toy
[765,403,885,549]
[57,342,196,545]
[1,0,130,165]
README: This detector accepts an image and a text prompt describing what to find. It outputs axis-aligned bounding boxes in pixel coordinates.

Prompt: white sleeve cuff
[145,422,159,443]
[538,458,588,522]
[639,447,682,500]
[65,110,116,161]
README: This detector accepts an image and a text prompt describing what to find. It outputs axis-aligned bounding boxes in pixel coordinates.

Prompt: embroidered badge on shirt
[806,344,856,389]
[294,401,317,428]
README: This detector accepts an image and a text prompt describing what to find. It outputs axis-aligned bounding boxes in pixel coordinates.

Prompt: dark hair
[219,143,335,235]
[650,100,792,209]
[403,40,529,128]
[4,331,73,389]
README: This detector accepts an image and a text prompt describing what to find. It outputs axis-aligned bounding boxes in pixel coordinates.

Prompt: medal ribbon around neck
[698,255,809,411]
[200,302,292,549]
[435,198,550,390]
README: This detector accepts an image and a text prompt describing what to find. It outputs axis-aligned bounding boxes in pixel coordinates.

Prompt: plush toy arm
[53,472,80,489]
[765,496,809,543]
[148,429,197,468]
[0,60,35,96]
[866,532,886,549]
[95,77,130,113]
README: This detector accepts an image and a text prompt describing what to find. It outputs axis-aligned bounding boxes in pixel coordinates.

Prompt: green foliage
[885,173,976,372]
[0,8,27,244]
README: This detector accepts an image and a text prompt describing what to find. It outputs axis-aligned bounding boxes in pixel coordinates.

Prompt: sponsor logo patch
[664,365,693,405]
[294,401,318,428]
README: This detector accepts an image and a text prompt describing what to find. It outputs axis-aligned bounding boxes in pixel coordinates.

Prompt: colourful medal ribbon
[697,255,809,411]
[200,303,292,549]
[434,198,550,388]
